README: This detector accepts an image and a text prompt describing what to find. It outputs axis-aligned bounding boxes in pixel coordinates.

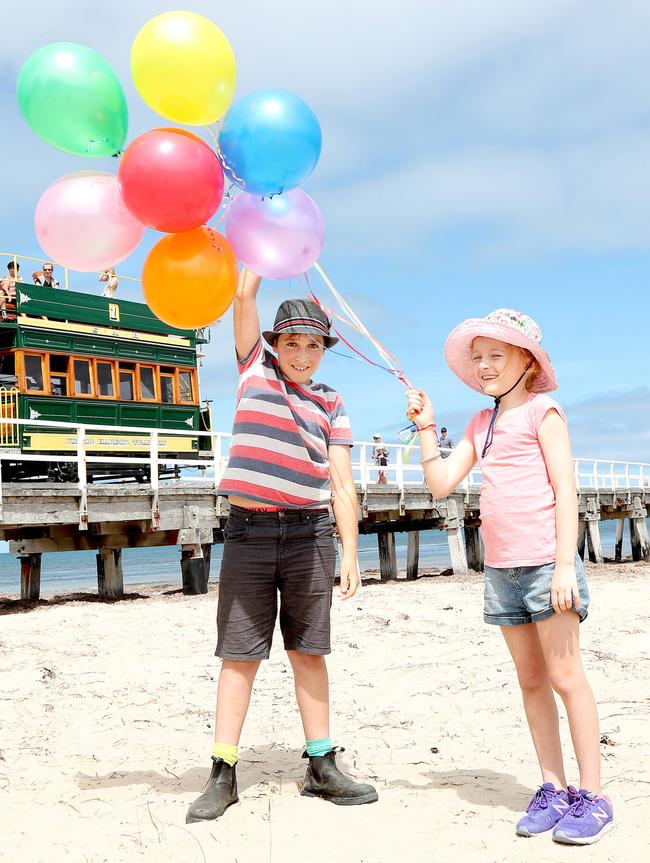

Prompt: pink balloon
[225,189,325,279]
[35,171,145,271]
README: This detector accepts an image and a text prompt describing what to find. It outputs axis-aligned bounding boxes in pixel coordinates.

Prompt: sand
[1,561,648,863]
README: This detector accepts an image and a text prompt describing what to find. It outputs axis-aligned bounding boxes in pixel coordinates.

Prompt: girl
[406,308,613,845]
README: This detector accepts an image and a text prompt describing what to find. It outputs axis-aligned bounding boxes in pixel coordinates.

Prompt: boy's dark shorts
[216,505,337,661]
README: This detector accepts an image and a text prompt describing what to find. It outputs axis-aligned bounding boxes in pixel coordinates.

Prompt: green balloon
[17,42,128,157]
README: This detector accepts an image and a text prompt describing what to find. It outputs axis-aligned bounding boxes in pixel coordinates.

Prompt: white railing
[0,251,142,292]
[351,441,649,493]
[0,419,648,517]
[573,457,650,491]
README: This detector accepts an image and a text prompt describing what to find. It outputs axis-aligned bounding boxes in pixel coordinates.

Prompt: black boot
[186,757,239,823]
[300,747,378,806]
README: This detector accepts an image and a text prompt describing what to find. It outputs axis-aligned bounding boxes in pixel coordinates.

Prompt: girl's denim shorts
[484,553,589,626]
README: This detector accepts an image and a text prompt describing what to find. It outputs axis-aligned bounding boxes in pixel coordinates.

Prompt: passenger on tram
[0,261,23,320]
[99,267,119,298]
[32,262,60,289]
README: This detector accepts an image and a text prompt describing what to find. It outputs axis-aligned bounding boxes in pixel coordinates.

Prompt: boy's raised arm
[233,267,262,361]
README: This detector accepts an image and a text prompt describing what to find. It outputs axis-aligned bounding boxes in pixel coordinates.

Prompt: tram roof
[10,283,207,344]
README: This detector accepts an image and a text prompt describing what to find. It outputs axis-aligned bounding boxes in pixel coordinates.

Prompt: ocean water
[0,520,637,598]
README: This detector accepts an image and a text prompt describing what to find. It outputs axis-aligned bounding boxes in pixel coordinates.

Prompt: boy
[186,268,378,823]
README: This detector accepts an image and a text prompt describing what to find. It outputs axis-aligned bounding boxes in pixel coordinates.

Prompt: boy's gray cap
[263,298,338,349]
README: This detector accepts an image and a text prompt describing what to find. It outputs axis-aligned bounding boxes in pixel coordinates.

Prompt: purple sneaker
[516,783,571,836]
[553,786,613,844]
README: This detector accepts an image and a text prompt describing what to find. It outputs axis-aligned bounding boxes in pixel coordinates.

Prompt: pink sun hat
[444,308,557,395]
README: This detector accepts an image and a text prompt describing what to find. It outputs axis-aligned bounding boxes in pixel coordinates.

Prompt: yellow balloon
[131,11,236,126]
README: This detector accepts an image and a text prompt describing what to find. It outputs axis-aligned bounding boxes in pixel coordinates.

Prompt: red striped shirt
[218,339,353,508]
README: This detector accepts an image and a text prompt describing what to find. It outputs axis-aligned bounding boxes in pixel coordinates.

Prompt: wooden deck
[1,480,649,601]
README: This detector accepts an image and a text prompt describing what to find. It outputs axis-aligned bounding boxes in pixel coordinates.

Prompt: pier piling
[96,548,123,599]
[378,530,397,580]
[406,531,419,580]
[20,553,41,601]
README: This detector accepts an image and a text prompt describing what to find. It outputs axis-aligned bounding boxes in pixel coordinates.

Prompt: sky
[1,0,649,462]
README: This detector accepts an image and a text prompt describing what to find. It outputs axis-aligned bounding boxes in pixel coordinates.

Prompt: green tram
[0,280,211,481]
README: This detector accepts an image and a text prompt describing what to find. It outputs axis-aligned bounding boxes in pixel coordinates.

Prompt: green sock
[306,736,333,757]
[212,742,238,766]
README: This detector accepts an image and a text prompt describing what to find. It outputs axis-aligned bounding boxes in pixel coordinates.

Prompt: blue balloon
[218,89,322,196]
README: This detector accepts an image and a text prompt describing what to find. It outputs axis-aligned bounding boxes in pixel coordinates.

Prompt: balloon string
[305,272,395,362]
[306,266,413,390]
[312,262,401,367]
[396,420,439,463]
[205,124,247,188]
[306,284,410,387]
[210,187,240,229]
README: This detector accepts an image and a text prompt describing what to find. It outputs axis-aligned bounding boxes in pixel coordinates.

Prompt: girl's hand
[406,387,435,426]
[551,563,581,614]
[340,556,360,600]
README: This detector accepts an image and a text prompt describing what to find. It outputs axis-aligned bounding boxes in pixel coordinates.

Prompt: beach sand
[1,561,648,863]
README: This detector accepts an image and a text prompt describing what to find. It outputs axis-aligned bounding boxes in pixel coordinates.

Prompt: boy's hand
[551,562,581,613]
[339,556,360,600]
[406,388,435,426]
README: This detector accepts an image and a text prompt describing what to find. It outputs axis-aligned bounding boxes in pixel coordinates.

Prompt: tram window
[50,355,68,372]
[160,374,174,404]
[97,361,115,397]
[139,366,156,400]
[119,371,134,401]
[49,355,68,397]
[74,359,92,395]
[0,353,16,386]
[179,371,194,402]
[24,355,44,392]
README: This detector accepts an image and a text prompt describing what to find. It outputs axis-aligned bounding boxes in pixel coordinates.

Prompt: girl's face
[276,332,325,384]
[471,337,529,398]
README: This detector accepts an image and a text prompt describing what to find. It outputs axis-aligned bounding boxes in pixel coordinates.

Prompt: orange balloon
[142,227,238,329]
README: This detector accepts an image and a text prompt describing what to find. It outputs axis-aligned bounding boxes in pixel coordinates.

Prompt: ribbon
[205,124,247,188]
[305,265,413,390]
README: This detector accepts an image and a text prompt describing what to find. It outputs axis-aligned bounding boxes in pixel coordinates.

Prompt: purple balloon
[225,189,325,279]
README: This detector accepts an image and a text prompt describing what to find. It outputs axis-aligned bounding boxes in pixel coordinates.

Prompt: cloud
[564,387,650,464]
[316,131,650,257]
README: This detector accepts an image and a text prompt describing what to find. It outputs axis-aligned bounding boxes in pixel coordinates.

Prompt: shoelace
[527,785,556,813]
[565,788,596,818]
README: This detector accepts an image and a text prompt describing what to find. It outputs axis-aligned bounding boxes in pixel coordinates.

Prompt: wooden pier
[2,477,649,601]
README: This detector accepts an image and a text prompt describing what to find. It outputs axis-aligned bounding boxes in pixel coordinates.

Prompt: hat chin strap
[481,360,534,458]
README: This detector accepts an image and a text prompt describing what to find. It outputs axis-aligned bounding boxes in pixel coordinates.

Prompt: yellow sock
[212,742,238,766]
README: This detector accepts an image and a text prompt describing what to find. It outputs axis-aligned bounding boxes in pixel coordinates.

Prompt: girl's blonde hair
[516,346,541,391]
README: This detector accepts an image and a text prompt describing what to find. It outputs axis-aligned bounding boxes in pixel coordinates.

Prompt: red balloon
[118,128,224,232]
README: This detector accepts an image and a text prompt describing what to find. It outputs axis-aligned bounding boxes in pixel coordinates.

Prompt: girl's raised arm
[407,387,476,499]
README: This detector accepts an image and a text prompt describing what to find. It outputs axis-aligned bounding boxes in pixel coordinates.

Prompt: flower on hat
[484,309,542,343]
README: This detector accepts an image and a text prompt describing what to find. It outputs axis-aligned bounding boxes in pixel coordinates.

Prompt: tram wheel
[46,462,79,483]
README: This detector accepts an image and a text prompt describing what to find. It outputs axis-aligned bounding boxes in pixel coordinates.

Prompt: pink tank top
[463,393,567,568]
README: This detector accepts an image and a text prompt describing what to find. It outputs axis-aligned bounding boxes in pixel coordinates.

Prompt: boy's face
[275,332,325,384]
[471,336,529,397]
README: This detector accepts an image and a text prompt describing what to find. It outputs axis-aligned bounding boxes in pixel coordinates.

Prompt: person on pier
[186,268,378,824]
[372,433,389,484]
[406,308,612,845]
